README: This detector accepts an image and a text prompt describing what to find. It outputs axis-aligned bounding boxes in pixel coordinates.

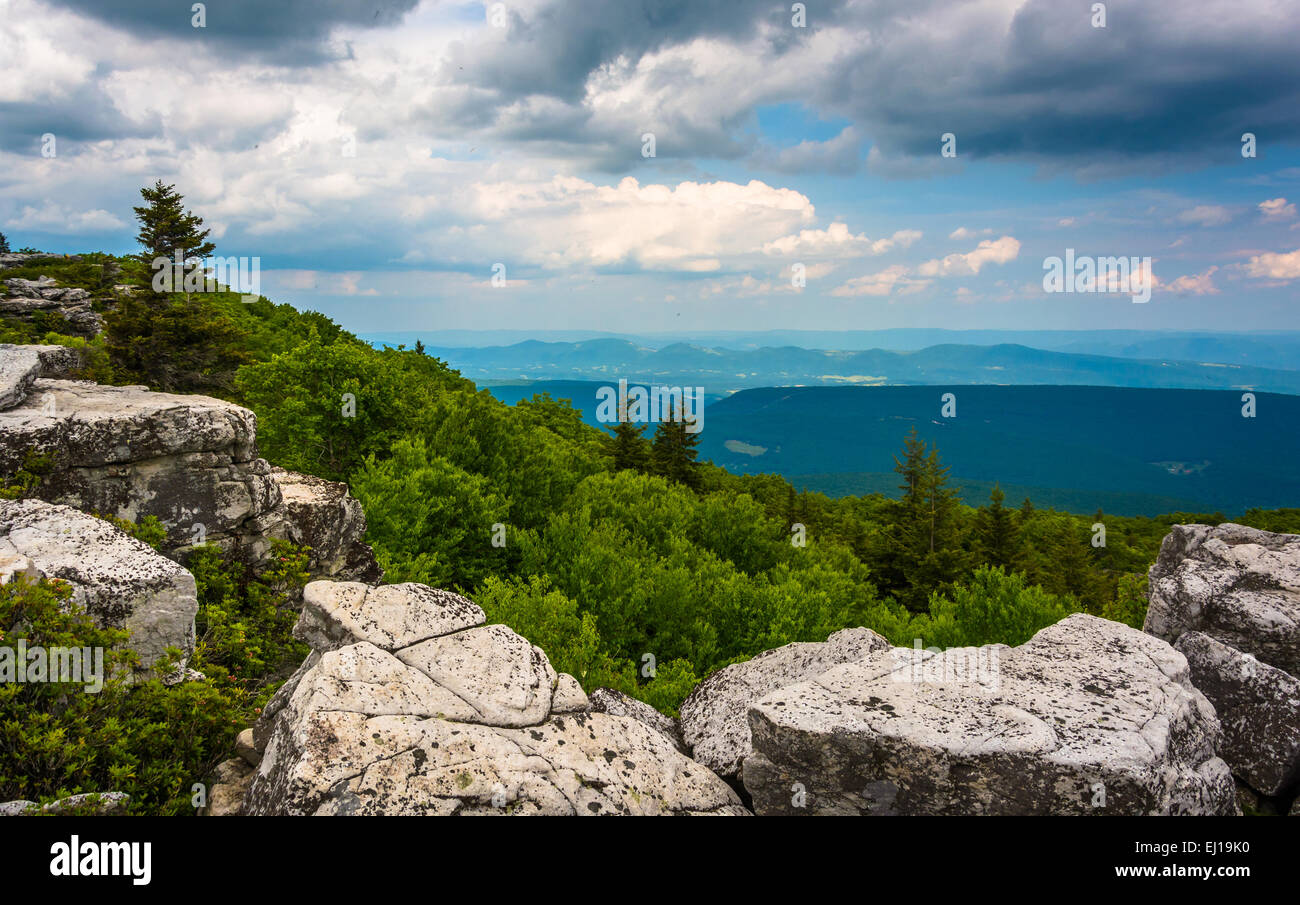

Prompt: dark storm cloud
[819,0,1300,165]
[44,0,421,62]
[432,0,1300,174]
[444,0,841,102]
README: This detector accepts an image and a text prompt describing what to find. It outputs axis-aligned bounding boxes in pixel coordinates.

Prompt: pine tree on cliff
[650,402,701,489]
[103,183,246,393]
[0,232,10,254]
[133,180,215,267]
[608,420,650,472]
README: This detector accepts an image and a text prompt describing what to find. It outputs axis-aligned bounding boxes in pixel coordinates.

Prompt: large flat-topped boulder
[0,348,378,581]
[0,498,198,668]
[679,626,891,778]
[1174,631,1300,797]
[0,378,278,553]
[1145,523,1300,676]
[742,614,1238,816]
[246,579,748,816]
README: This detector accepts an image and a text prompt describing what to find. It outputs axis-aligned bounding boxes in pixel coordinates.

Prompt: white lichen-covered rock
[589,687,686,754]
[1174,631,1300,796]
[0,499,198,668]
[1145,523,1300,676]
[246,580,748,816]
[295,580,484,652]
[0,344,43,410]
[679,626,891,778]
[0,791,130,816]
[742,614,1238,816]
[0,347,376,581]
[0,375,279,552]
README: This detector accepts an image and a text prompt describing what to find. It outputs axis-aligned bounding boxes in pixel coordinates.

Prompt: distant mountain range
[365,329,1300,372]
[381,337,1300,396]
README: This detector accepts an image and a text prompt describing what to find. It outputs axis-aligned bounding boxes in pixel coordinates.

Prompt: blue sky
[3,0,1299,335]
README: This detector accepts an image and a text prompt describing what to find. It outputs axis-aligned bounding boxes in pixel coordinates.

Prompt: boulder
[679,626,891,778]
[2,277,103,337]
[202,759,254,816]
[235,728,259,767]
[246,579,748,816]
[589,687,687,754]
[0,346,376,582]
[1174,631,1300,796]
[742,614,1238,816]
[0,344,42,410]
[1145,523,1300,676]
[250,469,381,581]
[0,374,279,553]
[0,498,198,668]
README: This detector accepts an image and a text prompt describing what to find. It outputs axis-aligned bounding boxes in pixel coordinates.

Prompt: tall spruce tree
[973,483,1020,570]
[608,420,651,472]
[133,180,215,269]
[650,401,701,489]
[0,232,10,254]
[882,428,965,611]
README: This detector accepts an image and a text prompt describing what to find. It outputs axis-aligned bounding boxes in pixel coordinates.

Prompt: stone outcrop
[245,580,749,816]
[0,498,198,668]
[2,277,102,337]
[1146,523,1300,806]
[1173,631,1300,796]
[250,469,382,582]
[0,343,378,582]
[588,688,687,754]
[679,626,891,779]
[741,614,1237,816]
[1145,522,1300,676]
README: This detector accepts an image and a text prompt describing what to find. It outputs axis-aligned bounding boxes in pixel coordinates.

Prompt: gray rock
[246,581,747,816]
[679,626,891,778]
[2,278,103,337]
[0,499,198,668]
[1145,523,1300,675]
[589,687,687,754]
[294,580,484,652]
[2,791,131,816]
[743,614,1238,816]
[250,469,381,581]
[1174,631,1300,796]
[235,728,260,767]
[551,673,590,713]
[0,375,278,553]
[0,344,44,410]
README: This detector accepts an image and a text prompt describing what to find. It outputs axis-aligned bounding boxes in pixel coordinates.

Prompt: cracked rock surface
[0,498,198,668]
[1145,522,1300,676]
[0,344,378,580]
[742,614,1238,816]
[680,626,891,779]
[246,580,749,815]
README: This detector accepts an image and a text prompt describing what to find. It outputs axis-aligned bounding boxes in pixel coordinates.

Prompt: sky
[2,0,1299,336]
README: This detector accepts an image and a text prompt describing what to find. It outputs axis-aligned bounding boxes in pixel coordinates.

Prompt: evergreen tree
[133,181,215,269]
[650,402,701,489]
[875,428,965,611]
[1019,497,1035,520]
[0,232,9,254]
[973,484,1020,570]
[607,420,650,473]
